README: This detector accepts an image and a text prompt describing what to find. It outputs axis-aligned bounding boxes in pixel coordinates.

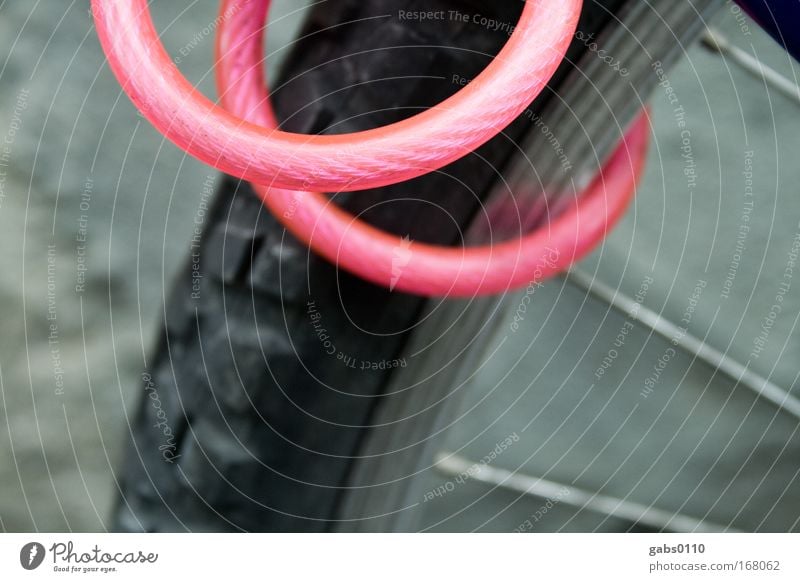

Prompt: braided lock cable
[92,0,649,297]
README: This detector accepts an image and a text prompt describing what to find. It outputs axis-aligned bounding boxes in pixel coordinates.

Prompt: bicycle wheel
[112,0,722,532]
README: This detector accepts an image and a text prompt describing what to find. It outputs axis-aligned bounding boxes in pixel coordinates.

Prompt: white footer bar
[1,533,797,580]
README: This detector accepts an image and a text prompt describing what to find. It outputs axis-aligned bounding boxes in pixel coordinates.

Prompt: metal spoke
[436,453,736,532]
[566,269,800,420]
[702,28,800,107]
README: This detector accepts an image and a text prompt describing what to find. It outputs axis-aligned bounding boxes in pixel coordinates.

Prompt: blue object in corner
[735,0,800,61]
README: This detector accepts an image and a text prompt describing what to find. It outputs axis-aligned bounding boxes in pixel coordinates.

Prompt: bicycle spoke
[566,269,800,420]
[702,28,800,107]
[435,453,737,532]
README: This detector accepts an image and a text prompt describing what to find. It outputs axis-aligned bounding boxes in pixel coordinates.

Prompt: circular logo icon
[20,542,46,570]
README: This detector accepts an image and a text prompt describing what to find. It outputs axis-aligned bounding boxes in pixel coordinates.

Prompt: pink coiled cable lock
[92,0,649,297]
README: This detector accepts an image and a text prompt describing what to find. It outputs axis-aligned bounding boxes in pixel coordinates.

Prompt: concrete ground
[0,2,798,531]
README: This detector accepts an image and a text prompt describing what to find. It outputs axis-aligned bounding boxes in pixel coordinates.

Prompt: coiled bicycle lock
[92,0,649,297]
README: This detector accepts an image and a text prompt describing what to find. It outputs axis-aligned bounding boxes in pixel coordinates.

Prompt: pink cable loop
[91,0,580,192]
[214,0,650,296]
[93,0,649,297]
